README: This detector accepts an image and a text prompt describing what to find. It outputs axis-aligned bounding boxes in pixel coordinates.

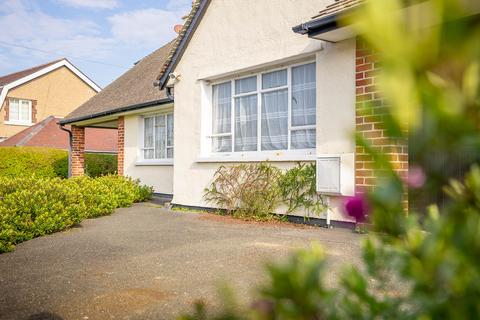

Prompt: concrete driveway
[0,203,362,320]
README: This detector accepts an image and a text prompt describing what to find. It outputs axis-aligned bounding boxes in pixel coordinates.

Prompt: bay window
[211,62,316,153]
[141,112,173,160]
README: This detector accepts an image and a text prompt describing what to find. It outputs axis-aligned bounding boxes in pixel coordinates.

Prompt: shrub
[278,162,327,218]
[85,153,117,178]
[204,163,328,221]
[0,175,152,253]
[0,147,67,178]
[204,163,283,221]
[0,147,118,178]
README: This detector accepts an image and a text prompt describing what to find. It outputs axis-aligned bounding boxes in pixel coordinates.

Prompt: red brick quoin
[71,125,85,177]
[117,116,125,176]
[355,38,408,199]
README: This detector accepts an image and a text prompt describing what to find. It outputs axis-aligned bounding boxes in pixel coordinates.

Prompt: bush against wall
[0,147,117,178]
[204,163,326,221]
[204,163,283,221]
[278,163,328,218]
[85,153,117,178]
[0,175,152,253]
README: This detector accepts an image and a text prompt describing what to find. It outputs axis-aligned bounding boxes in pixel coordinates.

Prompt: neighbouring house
[0,58,101,141]
[60,0,412,225]
[0,116,117,154]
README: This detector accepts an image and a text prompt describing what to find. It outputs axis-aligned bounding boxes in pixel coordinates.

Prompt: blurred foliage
[181,0,480,319]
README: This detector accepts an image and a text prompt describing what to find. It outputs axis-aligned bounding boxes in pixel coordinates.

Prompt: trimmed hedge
[0,147,117,178]
[0,175,152,253]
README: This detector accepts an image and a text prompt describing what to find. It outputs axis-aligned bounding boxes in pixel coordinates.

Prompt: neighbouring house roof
[0,116,117,153]
[292,0,363,38]
[0,58,101,110]
[156,0,211,89]
[60,40,176,125]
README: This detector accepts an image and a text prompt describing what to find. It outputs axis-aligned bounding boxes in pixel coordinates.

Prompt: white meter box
[316,157,341,194]
[316,154,355,196]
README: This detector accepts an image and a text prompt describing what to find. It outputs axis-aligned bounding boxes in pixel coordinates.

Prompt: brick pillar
[355,38,408,197]
[117,116,125,176]
[71,125,85,177]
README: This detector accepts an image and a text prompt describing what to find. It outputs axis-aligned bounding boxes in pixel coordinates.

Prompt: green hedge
[0,147,117,178]
[0,175,152,253]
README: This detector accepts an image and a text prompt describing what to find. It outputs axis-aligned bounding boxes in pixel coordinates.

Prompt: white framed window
[210,62,316,154]
[141,112,174,161]
[8,98,32,124]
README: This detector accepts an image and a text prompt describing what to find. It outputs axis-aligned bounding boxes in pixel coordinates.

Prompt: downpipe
[59,125,72,178]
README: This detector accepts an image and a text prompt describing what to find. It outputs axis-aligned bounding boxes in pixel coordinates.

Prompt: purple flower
[406,165,426,189]
[344,195,369,223]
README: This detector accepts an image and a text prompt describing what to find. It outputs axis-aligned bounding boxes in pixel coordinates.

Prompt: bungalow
[60,0,405,225]
[60,42,175,193]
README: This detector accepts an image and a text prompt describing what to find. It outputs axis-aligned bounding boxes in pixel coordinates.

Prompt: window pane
[235,95,257,151]
[235,76,256,94]
[155,115,166,159]
[144,149,154,159]
[212,82,231,134]
[262,69,287,89]
[167,147,173,158]
[212,136,232,152]
[167,113,174,147]
[9,99,19,121]
[144,117,154,148]
[20,100,30,122]
[291,129,316,149]
[261,89,288,150]
[292,63,316,127]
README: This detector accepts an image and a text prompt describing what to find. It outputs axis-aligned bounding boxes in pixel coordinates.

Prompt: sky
[0,0,192,88]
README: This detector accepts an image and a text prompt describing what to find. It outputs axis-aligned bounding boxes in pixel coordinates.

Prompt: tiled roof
[62,40,175,123]
[0,116,117,153]
[156,0,210,88]
[312,0,364,19]
[0,58,64,88]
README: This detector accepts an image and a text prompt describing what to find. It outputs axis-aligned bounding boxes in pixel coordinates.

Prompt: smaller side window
[141,112,174,160]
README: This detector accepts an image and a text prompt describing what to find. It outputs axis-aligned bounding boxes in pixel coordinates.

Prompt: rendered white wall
[123,113,174,194]
[170,0,355,222]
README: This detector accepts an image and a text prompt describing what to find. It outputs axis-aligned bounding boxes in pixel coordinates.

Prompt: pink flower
[344,195,369,223]
[406,165,426,189]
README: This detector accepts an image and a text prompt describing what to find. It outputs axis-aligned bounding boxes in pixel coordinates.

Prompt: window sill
[195,150,316,163]
[4,121,33,126]
[135,159,174,166]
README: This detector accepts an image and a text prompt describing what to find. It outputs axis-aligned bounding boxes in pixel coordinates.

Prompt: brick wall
[4,99,9,121]
[31,100,37,123]
[355,38,408,195]
[71,125,85,177]
[117,116,124,176]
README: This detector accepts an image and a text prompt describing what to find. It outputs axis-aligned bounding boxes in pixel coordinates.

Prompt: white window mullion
[257,75,262,151]
[230,80,235,152]
[291,124,316,131]
[287,67,292,150]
